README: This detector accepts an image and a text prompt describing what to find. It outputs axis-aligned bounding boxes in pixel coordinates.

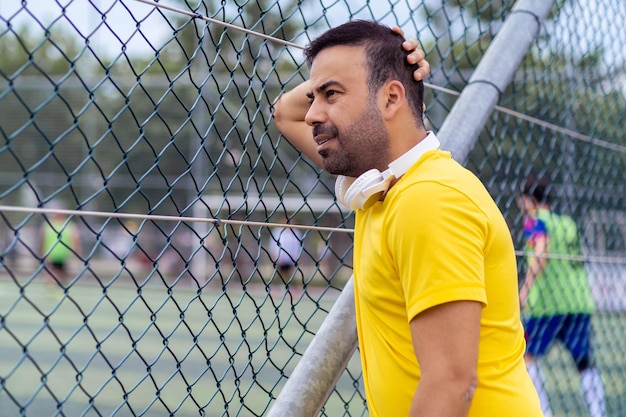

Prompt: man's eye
[326,90,336,98]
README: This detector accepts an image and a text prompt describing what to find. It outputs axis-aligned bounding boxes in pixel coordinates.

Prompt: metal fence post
[438,0,557,161]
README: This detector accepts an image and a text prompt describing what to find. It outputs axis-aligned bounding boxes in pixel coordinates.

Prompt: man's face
[305,45,391,177]
[516,194,534,215]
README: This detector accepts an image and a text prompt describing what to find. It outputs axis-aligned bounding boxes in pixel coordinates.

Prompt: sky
[1,0,624,67]
[1,0,178,57]
[0,0,422,57]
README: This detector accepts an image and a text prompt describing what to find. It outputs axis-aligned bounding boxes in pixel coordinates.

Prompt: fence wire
[0,0,624,416]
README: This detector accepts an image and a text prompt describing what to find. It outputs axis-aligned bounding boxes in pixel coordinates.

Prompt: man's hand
[392,26,430,81]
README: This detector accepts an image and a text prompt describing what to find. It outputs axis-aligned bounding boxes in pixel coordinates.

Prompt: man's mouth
[315,135,333,146]
[314,135,335,156]
[313,132,336,152]
[313,124,337,142]
[313,125,338,154]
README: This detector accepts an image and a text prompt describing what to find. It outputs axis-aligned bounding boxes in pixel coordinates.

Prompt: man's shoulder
[401,155,493,206]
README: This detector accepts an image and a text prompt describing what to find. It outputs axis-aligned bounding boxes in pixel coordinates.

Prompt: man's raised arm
[272,80,322,168]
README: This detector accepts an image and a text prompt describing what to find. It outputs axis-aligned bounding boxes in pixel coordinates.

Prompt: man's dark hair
[304,20,424,125]
[522,174,552,204]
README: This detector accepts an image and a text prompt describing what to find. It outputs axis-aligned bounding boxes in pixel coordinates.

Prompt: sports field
[0,275,366,416]
[542,313,626,416]
[0,273,624,416]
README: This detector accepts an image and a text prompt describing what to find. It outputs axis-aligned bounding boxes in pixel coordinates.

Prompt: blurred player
[519,175,606,417]
[40,201,82,287]
[269,217,303,276]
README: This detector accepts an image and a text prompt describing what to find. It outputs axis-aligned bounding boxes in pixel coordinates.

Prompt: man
[40,201,82,287]
[519,175,605,417]
[273,21,543,417]
[269,216,303,275]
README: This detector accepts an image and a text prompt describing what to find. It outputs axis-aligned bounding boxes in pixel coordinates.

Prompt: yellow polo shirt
[353,149,542,416]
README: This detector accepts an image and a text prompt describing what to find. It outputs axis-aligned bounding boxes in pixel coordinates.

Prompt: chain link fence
[0,0,624,416]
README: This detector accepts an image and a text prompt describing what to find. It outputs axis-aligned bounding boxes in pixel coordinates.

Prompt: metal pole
[437,0,557,161]
[267,1,558,415]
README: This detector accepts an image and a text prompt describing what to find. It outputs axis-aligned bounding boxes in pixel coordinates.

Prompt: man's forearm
[410,377,474,417]
[272,81,323,168]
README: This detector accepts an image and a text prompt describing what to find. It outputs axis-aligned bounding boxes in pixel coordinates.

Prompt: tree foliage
[0,0,314,213]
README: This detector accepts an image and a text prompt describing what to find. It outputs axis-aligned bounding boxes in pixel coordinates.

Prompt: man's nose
[304,101,325,127]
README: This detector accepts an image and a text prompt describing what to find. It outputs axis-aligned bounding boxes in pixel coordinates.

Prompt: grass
[541,313,626,417]
[0,274,363,416]
[0,275,623,416]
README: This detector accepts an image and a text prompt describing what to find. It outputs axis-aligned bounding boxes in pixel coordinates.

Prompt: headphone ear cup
[335,175,354,208]
[342,169,384,210]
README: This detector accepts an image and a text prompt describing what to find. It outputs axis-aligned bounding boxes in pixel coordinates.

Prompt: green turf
[0,278,623,416]
[0,277,366,416]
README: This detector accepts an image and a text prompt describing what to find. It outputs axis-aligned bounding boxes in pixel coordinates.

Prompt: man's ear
[380,80,405,119]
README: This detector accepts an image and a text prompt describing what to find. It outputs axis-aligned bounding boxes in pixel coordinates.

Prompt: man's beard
[317,99,390,177]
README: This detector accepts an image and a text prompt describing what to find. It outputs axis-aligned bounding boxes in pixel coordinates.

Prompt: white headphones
[335,132,440,210]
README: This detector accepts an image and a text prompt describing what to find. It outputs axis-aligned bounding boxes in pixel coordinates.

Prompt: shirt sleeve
[385,180,489,322]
